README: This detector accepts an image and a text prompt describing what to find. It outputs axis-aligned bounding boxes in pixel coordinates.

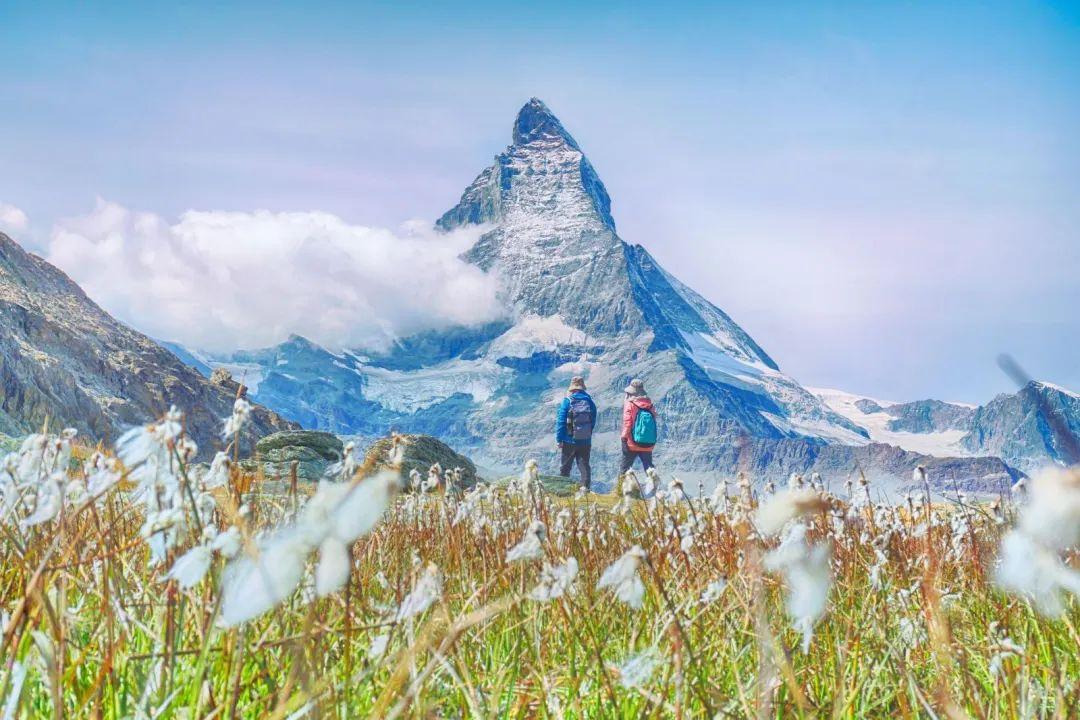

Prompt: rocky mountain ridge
[0,231,297,458]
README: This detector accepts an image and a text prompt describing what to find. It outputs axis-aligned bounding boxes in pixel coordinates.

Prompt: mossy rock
[363,434,478,488]
[251,430,344,482]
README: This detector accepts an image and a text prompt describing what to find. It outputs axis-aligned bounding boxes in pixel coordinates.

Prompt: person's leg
[577,444,592,489]
[559,444,574,477]
[620,440,635,473]
[639,451,654,472]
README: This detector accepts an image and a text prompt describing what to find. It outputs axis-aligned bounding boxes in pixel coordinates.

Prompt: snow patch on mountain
[489,314,592,358]
[811,387,972,457]
[357,359,510,413]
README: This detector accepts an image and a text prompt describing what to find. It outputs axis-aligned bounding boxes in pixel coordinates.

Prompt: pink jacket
[622,397,657,452]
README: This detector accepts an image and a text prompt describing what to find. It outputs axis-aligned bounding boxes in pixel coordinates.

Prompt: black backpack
[567,397,594,440]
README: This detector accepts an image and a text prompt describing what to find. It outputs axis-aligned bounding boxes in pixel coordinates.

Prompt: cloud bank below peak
[43,199,505,352]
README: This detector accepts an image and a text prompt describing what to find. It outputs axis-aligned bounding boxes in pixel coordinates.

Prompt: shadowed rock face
[0,232,297,458]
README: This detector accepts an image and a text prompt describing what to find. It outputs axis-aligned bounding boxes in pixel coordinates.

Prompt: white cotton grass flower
[679,525,695,553]
[396,564,443,621]
[995,532,1080,617]
[85,453,123,497]
[755,489,828,536]
[167,545,213,589]
[1013,466,1080,551]
[616,648,660,689]
[222,398,252,439]
[315,537,352,597]
[896,617,926,648]
[699,576,728,605]
[219,530,311,626]
[512,459,540,495]
[369,633,390,658]
[117,407,184,481]
[218,470,401,625]
[530,557,579,602]
[506,520,547,563]
[20,475,62,528]
[987,627,1024,680]
[994,466,1080,617]
[597,546,647,610]
[763,522,832,652]
[644,467,661,497]
[211,526,242,558]
[201,452,231,490]
[326,441,360,481]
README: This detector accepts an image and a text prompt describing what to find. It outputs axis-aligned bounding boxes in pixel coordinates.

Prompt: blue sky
[1,1,1077,402]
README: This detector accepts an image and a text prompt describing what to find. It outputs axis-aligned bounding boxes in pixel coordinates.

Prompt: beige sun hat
[568,376,587,392]
[624,378,646,396]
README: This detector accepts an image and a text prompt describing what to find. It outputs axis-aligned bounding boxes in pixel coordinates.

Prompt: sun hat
[568,376,587,392]
[624,378,646,396]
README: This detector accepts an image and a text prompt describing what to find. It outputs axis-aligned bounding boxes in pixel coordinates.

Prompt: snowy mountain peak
[512,98,580,150]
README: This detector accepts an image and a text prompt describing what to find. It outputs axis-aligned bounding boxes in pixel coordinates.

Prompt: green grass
[1,474,1078,718]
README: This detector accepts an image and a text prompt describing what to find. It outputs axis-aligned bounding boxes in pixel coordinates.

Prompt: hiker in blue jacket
[557,376,597,490]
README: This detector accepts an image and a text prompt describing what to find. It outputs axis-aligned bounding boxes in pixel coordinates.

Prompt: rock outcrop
[362,434,479,488]
[252,430,344,482]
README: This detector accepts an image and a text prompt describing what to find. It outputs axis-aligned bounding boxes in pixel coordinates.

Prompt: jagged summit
[512,98,580,149]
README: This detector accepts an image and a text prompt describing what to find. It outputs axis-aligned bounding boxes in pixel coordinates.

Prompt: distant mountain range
[0,232,296,457]
[164,99,1075,494]
[814,382,1079,475]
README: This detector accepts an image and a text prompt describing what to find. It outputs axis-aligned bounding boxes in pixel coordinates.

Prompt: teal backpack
[632,407,657,446]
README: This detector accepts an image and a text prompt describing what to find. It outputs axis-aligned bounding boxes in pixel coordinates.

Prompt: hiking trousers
[620,439,654,473]
[559,443,592,489]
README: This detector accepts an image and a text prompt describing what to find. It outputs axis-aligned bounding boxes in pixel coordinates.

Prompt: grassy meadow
[0,411,1078,719]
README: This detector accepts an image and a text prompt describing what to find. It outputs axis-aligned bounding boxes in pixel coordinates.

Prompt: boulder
[363,434,479,488]
[253,430,344,482]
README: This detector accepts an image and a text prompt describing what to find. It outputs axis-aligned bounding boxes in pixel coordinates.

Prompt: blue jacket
[557,391,597,445]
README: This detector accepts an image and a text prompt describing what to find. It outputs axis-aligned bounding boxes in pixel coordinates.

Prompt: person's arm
[622,401,633,440]
[556,397,569,444]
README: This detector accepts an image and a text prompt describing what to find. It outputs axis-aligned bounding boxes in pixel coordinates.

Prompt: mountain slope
[0,232,296,455]
[961,381,1080,473]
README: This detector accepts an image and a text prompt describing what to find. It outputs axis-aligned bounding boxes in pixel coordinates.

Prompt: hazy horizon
[2,1,1077,404]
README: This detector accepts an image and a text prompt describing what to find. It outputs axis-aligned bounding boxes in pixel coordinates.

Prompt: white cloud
[44,199,504,352]
[0,203,29,233]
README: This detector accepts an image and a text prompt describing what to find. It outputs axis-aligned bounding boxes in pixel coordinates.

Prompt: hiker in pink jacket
[621,378,658,472]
